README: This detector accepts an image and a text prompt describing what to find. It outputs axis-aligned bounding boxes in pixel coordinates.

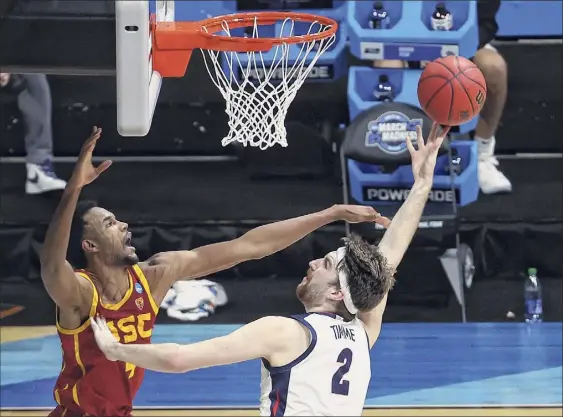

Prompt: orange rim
[199,11,338,45]
[152,11,338,77]
[153,11,338,52]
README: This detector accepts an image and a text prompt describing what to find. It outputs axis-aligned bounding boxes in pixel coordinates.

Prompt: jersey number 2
[331,348,353,396]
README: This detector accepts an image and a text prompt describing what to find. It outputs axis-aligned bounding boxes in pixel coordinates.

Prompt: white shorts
[483,43,498,52]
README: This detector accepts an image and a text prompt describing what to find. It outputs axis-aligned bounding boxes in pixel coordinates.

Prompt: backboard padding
[115,1,174,136]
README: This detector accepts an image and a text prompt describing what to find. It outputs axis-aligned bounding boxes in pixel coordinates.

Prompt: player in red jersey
[40,127,389,417]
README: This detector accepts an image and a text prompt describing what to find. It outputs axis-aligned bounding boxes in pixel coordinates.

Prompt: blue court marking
[1,323,561,408]
[366,367,563,406]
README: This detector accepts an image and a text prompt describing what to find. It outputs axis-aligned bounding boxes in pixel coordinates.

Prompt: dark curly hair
[337,233,395,312]
[67,200,98,269]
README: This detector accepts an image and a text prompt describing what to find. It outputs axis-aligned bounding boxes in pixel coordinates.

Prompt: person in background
[0,73,67,194]
[373,0,512,195]
[471,0,511,194]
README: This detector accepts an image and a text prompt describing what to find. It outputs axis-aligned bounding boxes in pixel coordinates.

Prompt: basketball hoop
[151,12,338,149]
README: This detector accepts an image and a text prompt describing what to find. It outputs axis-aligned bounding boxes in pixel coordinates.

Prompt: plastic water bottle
[524,268,543,323]
[368,2,390,29]
[431,3,453,31]
[373,75,395,102]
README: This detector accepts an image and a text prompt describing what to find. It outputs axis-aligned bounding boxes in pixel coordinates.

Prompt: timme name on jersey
[259,313,371,416]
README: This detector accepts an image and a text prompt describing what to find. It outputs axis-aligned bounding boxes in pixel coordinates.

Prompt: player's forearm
[113,342,187,373]
[239,206,341,259]
[377,180,432,269]
[40,186,82,269]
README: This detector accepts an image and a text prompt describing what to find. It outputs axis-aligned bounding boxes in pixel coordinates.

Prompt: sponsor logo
[365,111,422,154]
[363,186,459,203]
[135,297,144,311]
[475,90,485,106]
[135,282,143,294]
[239,64,334,82]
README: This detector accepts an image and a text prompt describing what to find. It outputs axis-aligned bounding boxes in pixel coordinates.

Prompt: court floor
[1,323,562,415]
[1,408,562,417]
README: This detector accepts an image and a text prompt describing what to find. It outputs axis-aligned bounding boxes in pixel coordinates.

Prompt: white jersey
[259,312,371,416]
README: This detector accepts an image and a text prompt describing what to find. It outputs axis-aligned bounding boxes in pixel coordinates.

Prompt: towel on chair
[161,279,228,322]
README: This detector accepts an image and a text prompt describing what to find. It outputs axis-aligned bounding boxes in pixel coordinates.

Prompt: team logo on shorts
[135,297,144,311]
[135,283,143,294]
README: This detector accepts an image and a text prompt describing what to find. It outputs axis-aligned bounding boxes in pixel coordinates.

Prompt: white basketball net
[200,17,336,150]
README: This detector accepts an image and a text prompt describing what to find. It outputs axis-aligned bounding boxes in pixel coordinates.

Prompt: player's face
[82,207,138,266]
[297,251,339,308]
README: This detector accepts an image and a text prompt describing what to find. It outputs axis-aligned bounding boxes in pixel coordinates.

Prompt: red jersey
[49,264,158,417]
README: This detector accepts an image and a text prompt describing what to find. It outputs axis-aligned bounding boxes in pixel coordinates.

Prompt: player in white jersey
[92,122,450,416]
[258,311,372,416]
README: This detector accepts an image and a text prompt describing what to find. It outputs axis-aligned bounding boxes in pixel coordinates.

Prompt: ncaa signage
[363,186,460,204]
[365,111,423,155]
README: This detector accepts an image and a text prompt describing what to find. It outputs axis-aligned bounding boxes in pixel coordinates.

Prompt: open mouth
[124,232,132,246]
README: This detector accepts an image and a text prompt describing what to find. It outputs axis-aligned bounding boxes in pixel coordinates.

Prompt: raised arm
[91,315,297,373]
[358,123,450,343]
[39,127,111,308]
[142,205,390,293]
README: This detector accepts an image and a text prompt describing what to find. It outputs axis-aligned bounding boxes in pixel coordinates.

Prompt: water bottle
[524,268,543,323]
[373,74,395,102]
[431,3,453,31]
[369,2,390,29]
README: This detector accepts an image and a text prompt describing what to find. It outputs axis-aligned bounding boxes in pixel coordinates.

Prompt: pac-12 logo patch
[135,297,144,311]
[365,111,422,154]
[135,282,143,294]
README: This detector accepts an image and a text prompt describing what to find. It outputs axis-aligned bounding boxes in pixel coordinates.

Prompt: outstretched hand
[91,316,119,361]
[335,205,391,228]
[407,122,450,184]
[68,127,112,189]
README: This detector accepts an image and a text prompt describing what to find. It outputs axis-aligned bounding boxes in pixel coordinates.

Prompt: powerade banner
[365,111,423,155]
[363,186,460,204]
[238,64,334,82]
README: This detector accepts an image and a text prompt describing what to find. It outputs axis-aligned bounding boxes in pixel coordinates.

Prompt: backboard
[115,0,336,145]
[115,0,174,137]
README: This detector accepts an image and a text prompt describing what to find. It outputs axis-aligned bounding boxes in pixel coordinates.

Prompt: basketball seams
[435,59,459,77]
[459,71,487,91]
[454,76,475,116]
[420,79,450,110]
[418,74,453,84]
[419,56,485,125]
[455,55,487,90]
[447,81,455,123]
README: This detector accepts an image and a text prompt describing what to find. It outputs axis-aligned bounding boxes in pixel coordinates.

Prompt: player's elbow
[233,237,265,260]
[165,346,194,373]
[166,358,189,373]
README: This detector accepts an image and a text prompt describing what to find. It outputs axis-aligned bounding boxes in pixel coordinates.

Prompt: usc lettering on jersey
[50,264,158,417]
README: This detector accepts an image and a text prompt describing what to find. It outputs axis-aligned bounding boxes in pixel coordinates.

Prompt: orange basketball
[417,56,487,126]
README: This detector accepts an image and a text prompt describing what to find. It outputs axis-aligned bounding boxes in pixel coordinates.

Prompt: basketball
[417,56,487,126]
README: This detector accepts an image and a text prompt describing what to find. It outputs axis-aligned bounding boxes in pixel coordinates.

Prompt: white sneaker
[26,161,67,194]
[476,137,512,194]
[478,156,513,194]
